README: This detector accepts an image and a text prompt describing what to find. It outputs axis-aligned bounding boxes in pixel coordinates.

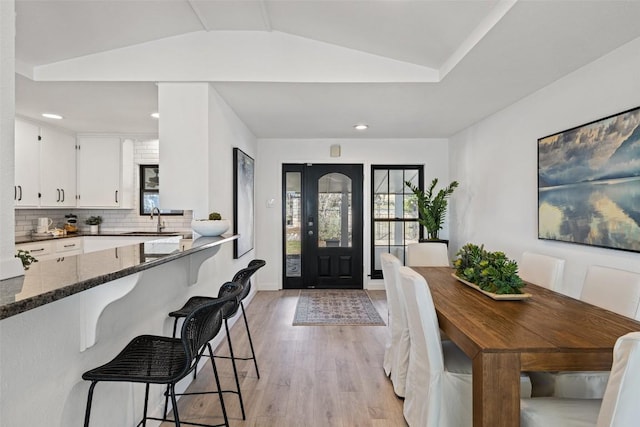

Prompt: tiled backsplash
[15,138,193,237]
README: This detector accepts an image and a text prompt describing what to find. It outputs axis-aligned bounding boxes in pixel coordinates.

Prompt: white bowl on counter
[191,219,230,237]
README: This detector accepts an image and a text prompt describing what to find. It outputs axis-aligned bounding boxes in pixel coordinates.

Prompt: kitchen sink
[120,231,183,236]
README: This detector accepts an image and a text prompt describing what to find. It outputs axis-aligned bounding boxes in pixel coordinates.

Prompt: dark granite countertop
[1,234,238,320]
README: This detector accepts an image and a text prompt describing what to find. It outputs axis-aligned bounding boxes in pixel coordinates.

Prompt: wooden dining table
[412,266,640,427]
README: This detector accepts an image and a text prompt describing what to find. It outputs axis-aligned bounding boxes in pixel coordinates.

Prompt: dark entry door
[283,164,363,289]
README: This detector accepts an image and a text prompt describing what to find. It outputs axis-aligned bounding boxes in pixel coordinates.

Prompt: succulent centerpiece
[453,243,527,297]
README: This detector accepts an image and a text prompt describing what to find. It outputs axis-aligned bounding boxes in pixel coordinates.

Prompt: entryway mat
[293,289,386,326]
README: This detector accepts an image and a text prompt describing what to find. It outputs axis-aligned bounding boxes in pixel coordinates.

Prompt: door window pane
[318,173,352,248]
[285,172,302,277]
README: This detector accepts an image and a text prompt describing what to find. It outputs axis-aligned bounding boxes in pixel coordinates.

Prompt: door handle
[115,190,118,203]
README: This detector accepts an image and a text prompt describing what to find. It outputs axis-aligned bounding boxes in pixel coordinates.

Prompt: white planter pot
[191,219,230,237]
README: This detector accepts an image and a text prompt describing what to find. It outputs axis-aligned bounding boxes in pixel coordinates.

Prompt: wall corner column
[0,0,23,280]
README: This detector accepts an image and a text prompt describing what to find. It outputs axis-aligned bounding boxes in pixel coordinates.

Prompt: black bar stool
[82,288,241,427]
[222,259,266,378]
[167,260,266,420]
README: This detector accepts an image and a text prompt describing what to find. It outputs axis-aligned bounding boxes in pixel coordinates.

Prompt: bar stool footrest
[145,416,227,427]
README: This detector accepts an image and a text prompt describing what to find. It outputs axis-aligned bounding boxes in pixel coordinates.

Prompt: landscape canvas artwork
[538,106,640,252]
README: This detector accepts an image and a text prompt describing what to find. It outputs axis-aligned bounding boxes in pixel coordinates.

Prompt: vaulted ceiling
[14,0,640,138]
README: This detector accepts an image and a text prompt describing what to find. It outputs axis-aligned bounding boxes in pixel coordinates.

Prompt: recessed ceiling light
[42,113,63,120]
[354,124,368,130]
[150,112,159,119]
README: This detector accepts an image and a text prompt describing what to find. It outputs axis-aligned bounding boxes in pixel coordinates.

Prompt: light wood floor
[161,290,407,427]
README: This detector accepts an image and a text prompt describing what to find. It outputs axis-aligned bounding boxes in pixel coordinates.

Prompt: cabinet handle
[18,185,22,201]
[56,188,61,202]
[30,248,45,253]
[63,244,76,248]
[115,190,118,203]
[14,186,17,201]
[61,188,65,202]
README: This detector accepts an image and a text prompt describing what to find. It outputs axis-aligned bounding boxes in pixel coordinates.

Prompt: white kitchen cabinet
[76,137,133,208]
[14,119,41,207]
[54,237,83,257]
[15,240,54,261]
[82,236,157,253]
[16,237,83,261]
[39,126,77,207]
[78,244,140,278]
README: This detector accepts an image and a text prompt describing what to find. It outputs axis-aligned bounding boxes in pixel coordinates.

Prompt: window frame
[370,164,424,279]
[139,164,183,216]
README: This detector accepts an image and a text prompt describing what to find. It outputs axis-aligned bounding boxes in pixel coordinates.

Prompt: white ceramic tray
[452,273,532,300]
[31,231,53,237]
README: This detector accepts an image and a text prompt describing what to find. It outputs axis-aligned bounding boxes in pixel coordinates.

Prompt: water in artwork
[539,177,640,251]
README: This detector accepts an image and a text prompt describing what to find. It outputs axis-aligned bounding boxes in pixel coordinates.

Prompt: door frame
[282,163,364,289]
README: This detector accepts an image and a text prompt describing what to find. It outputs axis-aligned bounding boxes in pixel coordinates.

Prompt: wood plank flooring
[161,290,406,427]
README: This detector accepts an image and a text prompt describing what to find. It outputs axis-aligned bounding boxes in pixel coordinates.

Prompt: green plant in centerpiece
[194,212,223,221]
[453,243,525,294]
[85,216,102,225]
[453,242,486,284]
[405,178,459,240]
[15,249,38,270]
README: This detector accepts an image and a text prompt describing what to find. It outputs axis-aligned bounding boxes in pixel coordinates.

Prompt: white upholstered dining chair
[397,267,532,426]
[521,331,640,427]
[380,252,410,397]
[552,265,640,399]
[398,266,472,426]
[519,251,565,291]
[406,242,450,267]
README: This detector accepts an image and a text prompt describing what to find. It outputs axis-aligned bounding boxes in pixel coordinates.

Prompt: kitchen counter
[1,231,242,427]
[1,234,236,320]
[15,230,192,244]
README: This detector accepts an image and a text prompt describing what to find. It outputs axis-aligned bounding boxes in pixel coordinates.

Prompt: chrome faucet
[150,207,165,233]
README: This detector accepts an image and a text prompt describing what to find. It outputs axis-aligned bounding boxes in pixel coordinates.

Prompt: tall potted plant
[405,178,459,241]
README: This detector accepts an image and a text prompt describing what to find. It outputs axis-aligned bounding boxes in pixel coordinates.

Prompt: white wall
[159,83,258,286]
[255,138,449,290]
[0,0,23,279]
[159,83,211,216]
[449,36,640,298]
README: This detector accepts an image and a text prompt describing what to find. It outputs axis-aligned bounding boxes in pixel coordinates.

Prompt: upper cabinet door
[76,137,122,208]
[77,137,133,208]
[14,119,41,207]
[39,127,77,207]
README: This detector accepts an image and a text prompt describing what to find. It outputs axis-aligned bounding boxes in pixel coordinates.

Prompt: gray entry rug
[293,289,386,326]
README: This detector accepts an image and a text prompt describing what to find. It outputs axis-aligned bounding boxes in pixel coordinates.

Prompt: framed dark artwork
[538,105,640,252]
[233,148,255,258]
